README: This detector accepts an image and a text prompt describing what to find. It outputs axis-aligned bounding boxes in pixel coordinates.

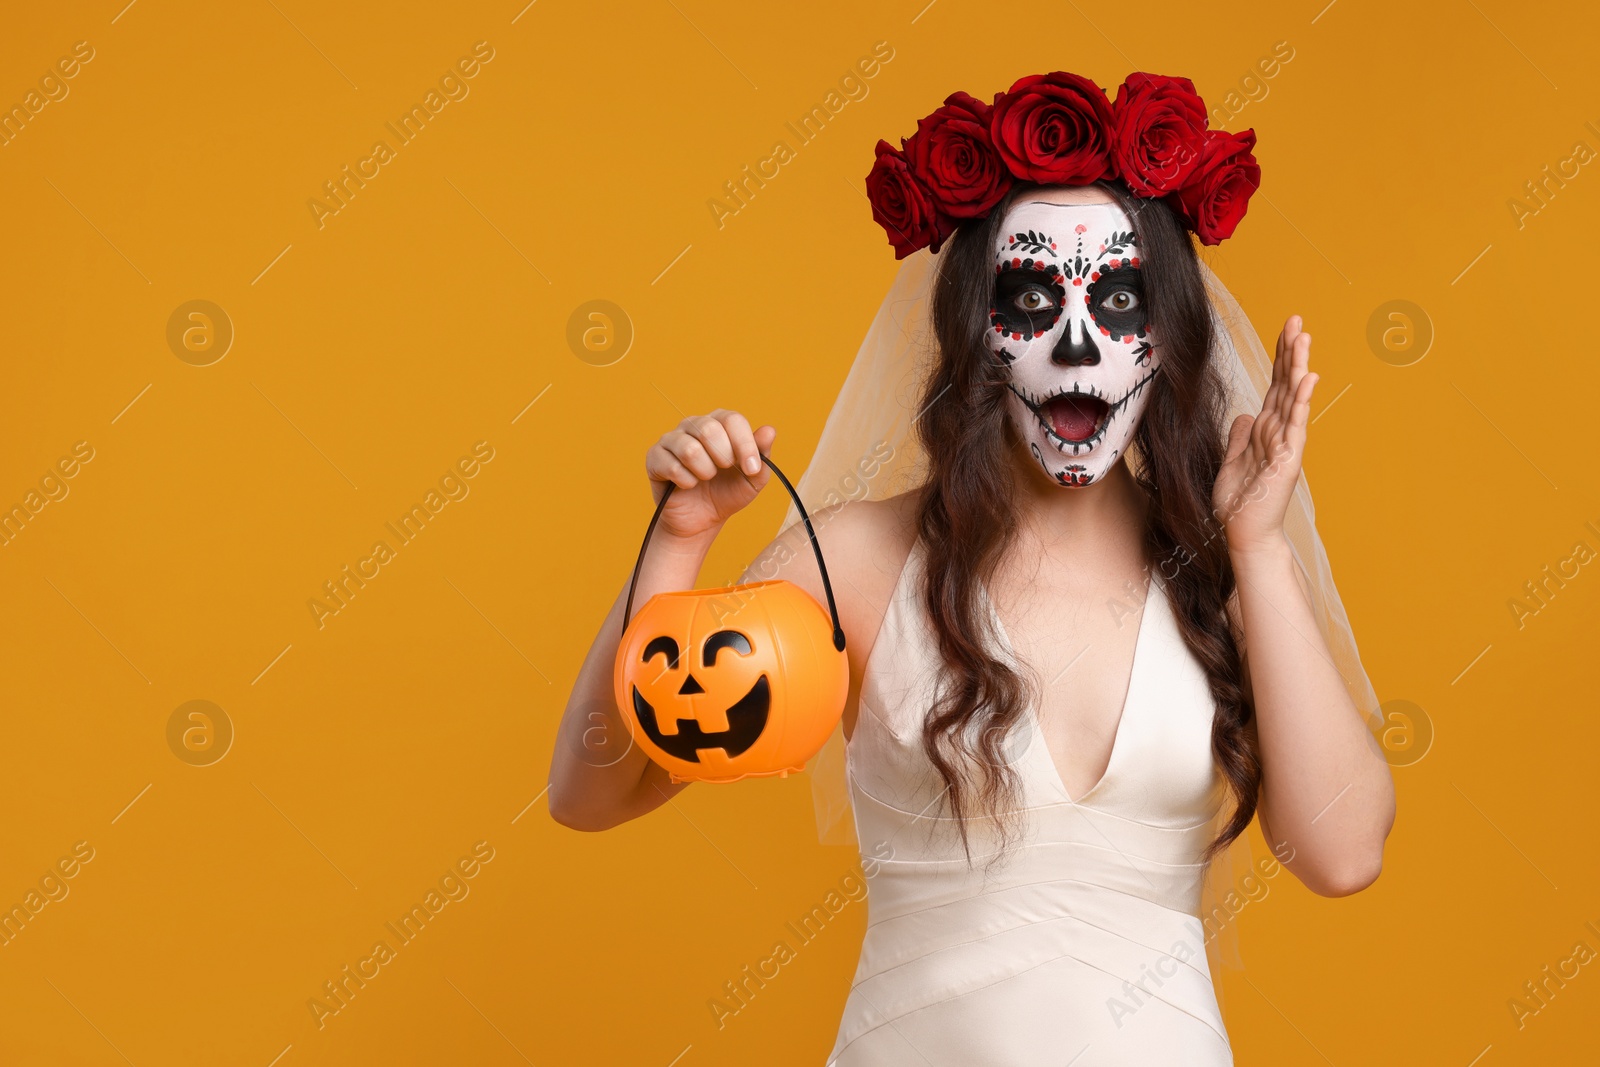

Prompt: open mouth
[1045,394,1109,444]
[1008,368,1160,455]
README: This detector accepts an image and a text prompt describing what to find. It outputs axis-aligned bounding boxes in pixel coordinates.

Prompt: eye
[642,636,679,669]
[702,630,752,666]
[993,270,1066,340]
[1100,290,1139,312]
[1014,288,1054,312]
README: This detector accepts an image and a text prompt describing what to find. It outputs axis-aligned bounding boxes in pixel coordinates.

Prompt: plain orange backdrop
[0,1,1596,1064]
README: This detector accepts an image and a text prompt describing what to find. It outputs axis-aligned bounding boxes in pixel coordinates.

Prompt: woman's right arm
[547,410,777,831]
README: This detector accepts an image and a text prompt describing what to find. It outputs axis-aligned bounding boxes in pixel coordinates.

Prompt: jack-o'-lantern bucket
[614,454,848,783]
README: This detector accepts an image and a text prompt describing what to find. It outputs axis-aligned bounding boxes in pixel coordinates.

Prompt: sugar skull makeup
[987,200,1159,488]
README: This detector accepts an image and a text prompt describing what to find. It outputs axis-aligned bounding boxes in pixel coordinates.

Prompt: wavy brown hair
[914,179,1258,863]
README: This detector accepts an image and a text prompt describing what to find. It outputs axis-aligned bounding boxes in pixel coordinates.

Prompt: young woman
[550,72,1394,1065]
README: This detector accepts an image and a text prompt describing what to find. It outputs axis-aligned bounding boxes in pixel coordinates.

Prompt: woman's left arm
[1213,315,1396,898]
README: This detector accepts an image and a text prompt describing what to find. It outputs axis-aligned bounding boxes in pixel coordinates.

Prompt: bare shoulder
[741,488,923,672]
[814,490,922,567]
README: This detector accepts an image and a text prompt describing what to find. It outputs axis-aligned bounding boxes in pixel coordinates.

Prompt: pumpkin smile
[631,675,771,762]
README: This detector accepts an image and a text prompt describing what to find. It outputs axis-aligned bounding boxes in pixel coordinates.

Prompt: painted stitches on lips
[1007,368,1160,455]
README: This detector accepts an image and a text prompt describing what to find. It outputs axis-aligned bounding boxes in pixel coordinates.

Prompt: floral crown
[865,71,1261,259]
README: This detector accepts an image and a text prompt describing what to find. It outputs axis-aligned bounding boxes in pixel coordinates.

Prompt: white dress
[827,538,1232,1066]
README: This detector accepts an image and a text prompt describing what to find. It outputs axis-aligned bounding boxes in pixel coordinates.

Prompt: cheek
[992,340,1043,377]
[1135,328,1162,368]
[992,330,1058,372]
[1003,392,1038,438]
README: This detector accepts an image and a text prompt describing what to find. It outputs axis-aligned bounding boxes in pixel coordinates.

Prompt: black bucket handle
[622,453,845,653]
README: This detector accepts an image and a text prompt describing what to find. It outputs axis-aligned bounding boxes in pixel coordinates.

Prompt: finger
[712,410,762,476]
[1268,329,1294,401]
[1250,406,1278,457]
[1290,372,1318,429]
[645,447,700,492]
[1283,314,1303,351]
[1281,332,1312,423]
[1293,330,1312,377]
[644,441,690,483]
[663,429,720,482]
[1272,315,1301,385]
[1272,332,1303,425]
[1224,413,1255,463]
[683,414,737,470]
[749,426,778,489]
[1260,373,1285,429]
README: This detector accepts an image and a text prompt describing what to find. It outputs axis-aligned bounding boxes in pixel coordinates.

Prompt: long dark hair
[914,179,1258,863]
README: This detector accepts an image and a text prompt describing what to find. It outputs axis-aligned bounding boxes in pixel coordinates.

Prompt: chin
[1025,437,1119,489]
[1007,380,1150,492]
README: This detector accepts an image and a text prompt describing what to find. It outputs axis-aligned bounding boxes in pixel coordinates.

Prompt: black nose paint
[1053,322,1101,366]
[677,673,706,695]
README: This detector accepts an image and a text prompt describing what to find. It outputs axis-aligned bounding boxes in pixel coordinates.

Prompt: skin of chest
[988,545,1150,799]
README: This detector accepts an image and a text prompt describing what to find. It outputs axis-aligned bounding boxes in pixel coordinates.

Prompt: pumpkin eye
[702,630,752,666]
[642,636,679,669]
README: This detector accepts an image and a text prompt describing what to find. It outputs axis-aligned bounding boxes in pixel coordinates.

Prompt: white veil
[776,240,1382,986]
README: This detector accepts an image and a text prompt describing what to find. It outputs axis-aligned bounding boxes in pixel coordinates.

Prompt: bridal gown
[827,538,1233,1066]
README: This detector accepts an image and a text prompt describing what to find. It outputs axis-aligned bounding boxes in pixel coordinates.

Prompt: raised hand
[1212,315,1319,554]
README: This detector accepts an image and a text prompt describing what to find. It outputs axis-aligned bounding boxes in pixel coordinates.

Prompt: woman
[550,71,1395,1064]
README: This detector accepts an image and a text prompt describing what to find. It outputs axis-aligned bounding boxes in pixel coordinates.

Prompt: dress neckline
[982,569,1162,805]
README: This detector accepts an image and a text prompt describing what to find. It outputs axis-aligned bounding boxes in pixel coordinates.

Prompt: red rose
[904,91,1014,218]
[865,138,954,259]
[1173,129,1260,245]
[989,72,1115,184]
[1110,72,1208,196]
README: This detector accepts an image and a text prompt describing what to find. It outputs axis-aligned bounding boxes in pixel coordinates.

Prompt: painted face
[986,200,1159,488]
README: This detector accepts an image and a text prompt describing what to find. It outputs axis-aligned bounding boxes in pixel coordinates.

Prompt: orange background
[1,1,1596,1064]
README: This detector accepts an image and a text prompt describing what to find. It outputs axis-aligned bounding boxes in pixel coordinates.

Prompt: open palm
[1212,315,1319,553]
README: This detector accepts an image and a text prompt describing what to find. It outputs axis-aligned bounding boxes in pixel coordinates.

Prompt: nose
[1052,316,1100,367]
[678,673,706,695]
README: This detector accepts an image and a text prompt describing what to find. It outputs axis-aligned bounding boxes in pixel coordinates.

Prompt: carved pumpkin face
[614,579,848,783]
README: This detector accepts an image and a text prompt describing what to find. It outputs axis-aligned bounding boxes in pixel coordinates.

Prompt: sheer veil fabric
[775,241,1381,988]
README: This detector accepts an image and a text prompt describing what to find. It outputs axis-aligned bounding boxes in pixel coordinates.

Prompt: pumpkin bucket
[614,454,848,783]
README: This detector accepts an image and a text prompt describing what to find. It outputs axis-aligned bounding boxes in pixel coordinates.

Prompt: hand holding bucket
[613,454,848,784]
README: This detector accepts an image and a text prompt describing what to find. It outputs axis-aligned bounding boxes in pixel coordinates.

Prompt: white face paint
[986,200,1160,488]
